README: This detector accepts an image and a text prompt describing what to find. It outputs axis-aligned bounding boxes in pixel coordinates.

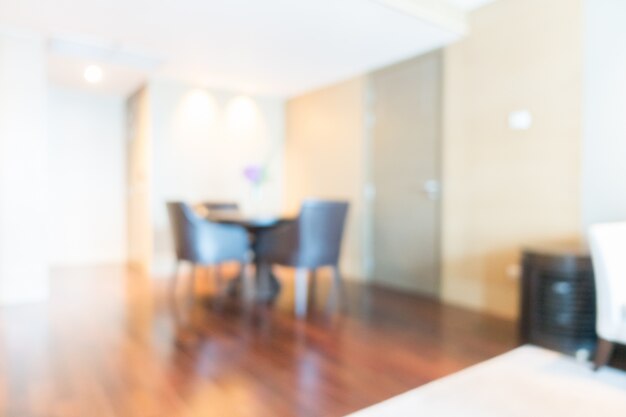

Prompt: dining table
[204,209,295,300]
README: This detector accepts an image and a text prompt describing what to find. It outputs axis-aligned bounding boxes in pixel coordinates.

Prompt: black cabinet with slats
[520,245,597,356]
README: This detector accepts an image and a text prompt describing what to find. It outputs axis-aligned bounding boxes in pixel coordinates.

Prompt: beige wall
[442,0,583,318]
[126,87,153,273]
[285,78,367,279]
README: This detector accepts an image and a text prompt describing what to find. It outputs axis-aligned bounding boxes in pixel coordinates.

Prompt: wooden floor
[0,265,519,417]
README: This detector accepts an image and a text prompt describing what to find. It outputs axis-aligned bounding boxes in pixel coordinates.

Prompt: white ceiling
[0,0,494,97]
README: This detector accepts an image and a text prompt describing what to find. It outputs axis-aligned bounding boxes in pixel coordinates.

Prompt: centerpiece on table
[242,163,270,216]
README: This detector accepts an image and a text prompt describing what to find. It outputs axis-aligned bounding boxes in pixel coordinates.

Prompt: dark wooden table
[206,210,294,300]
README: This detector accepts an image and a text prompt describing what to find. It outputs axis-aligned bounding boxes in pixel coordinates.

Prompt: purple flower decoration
[243,164,266,186]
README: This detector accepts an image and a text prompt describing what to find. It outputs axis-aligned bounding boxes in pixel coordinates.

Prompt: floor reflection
[0,265,518,417]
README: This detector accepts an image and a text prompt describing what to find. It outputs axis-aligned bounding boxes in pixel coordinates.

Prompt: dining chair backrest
[296,199,349,267]
[167,201,203,262]
[167,201,249,265]
[589,222,626,341]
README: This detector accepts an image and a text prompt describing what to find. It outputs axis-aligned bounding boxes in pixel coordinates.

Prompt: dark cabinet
[520,245,597,356]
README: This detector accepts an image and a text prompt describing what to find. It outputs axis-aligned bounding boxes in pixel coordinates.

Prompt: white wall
[0,31,49,304]
[147,79,285,271]
[47,87,127,266]
[582,0,626,229]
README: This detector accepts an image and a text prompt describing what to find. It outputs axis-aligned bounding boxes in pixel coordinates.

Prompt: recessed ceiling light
[83,65,103,83]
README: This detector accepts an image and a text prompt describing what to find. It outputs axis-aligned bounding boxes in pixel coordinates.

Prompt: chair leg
[240,260,254,301]
[328,266,347,311]
[594,338,615,370]
[309,268,318,306]
[295,268,309,318]
[213,264,225,296]
[189,263,198,297]
[170,260,182,294]
[257,262,273,300]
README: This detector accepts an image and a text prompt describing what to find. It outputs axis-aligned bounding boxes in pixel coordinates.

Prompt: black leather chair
[256,200,349,316]
[167,202,249,295]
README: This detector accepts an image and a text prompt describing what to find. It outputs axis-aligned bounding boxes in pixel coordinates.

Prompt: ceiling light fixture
[83,65,103,83]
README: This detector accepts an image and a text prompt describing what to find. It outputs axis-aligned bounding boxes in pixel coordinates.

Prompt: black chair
[167,202,249,295]
[256,199,349,316]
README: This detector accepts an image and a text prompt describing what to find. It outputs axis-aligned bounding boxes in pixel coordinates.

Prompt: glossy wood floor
[0,265,519,417]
